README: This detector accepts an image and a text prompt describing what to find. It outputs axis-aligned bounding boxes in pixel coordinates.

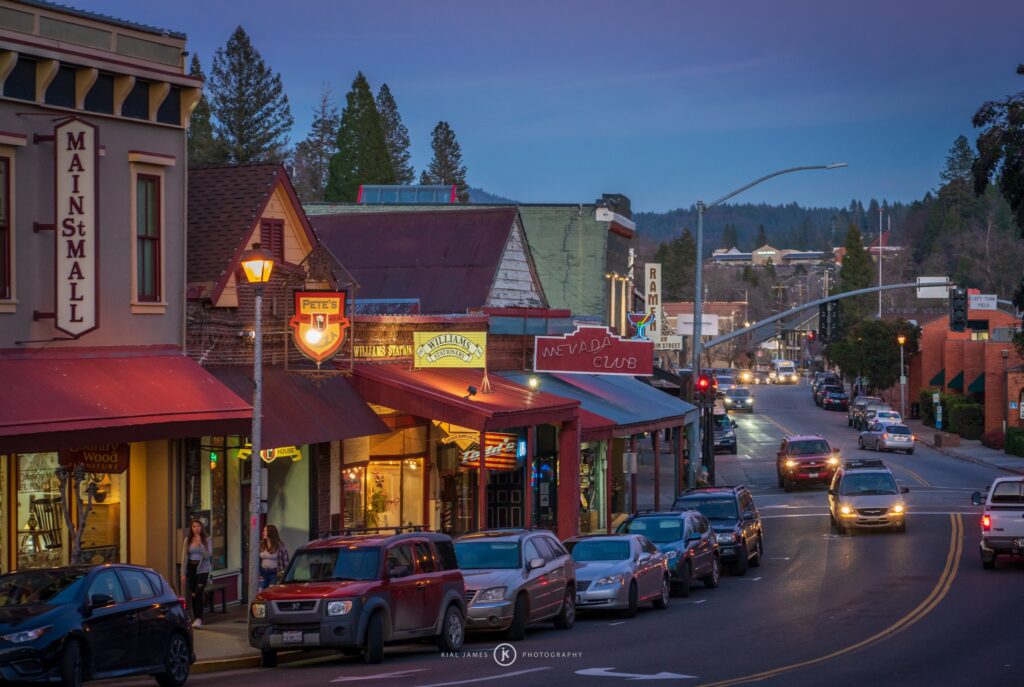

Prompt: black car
[712,412,738,454]
[815,384,844,406]
[0,565,193,687]
[672,486,764,575]
[822,391,849,411]
[616,510,721,596]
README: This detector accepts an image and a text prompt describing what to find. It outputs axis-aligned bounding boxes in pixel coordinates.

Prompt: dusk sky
[84,0,1024,212]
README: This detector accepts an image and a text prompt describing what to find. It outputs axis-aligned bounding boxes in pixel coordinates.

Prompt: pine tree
[186,54,224,167]
[721,224,739,249]
[421,121,469,203]
[836,223,874,327]
[290,84,341,202]
[376,84,415,184]
[755,224,768,247]
[207,27,294,164]
[325,72,396,202]
[973,63,1024,235]
[655,230,697,300]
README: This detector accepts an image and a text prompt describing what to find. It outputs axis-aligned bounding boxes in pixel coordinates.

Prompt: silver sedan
[564,534,670,617]
[858,422,916,454]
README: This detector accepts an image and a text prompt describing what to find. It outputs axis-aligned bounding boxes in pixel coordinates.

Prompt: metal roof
[17,0,187,39]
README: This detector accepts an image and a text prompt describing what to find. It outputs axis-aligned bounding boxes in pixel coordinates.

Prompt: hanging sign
[413,332,487,368]
[289,291,350,365]
[237,444,303,463]
[59,444,129,474]
[644,263,662,340]
[54,118,99,337]
[533,325,654,375]
[459,433,519,470]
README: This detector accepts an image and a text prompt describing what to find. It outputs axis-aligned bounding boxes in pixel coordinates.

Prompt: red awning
[351,365,579,432]
[0,348,252,453]
[580,409,616,441]
[208,367,389,449]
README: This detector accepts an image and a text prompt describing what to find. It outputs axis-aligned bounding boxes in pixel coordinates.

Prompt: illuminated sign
[459,433,519,470]
[628,311,655,341]
[354,344,414,359]
[289,291,350,366]
[54,118,99,337]
[413,332,487,368]
[644,263,662,339]
[237,444,302,463]
[59,443,129,474]
[533,325,654,376]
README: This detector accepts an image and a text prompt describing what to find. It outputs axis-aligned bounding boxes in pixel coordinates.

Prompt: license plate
[807,472,818,479]
[282,630,303,644]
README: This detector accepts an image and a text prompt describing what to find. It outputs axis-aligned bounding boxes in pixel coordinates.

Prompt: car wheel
[506,594,528,641]
[553,587,575,629]
[783,478,794,493]
[652,575,670,610]
[436,604,465,653]
[907,449,915,455]
[702,555,721,589]
[729,446,738,455]
[982,553,996,570]
[260,649,278,668]
[623,581,638,618]
[777,472,784,489]
[835,520,847,535]
[154,633,191,687]
[895,522,907,534]
[749,537,763,568]
[364,612,385,664]
[60,639,83,687]
[676,561,692,598]
[732,545,749,576]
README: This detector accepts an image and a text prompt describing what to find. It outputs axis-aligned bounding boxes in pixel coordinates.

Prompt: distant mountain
[468,187,517,204]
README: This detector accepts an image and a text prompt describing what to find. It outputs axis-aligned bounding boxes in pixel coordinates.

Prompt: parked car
[0,564,193,687]
[859,404,895,430]
[723,387,755,413]
[712,411,738,454]
[822,391,850,411]
[563,535,670,616]
[672,485,764,575]
[249,531,466,666]
[815,384,845,406]
[871,409,903,424]
[848,396,881,428]
[776,435,841,492]
[971,477,1024,568]
[616,510,721,596]
[828,458,909,533]
[858,423,916,454]
[455,530,575,640]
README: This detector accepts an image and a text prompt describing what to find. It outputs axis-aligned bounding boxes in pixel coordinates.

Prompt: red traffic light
[697,375,710,391]
[807,330,817,342]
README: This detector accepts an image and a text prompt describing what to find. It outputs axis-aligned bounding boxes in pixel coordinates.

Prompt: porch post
[477,431,488,530]
[676,425,685,498]
[524,426,535,528]
[557,418,580,540]
[652,431,661,511]
[629,434,638,512]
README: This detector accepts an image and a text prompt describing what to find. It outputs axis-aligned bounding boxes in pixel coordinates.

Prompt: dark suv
[249,531,466,666]
[672,485,764,575]
[712,412,738,454]
[616,510,721,596]
[777,435,841,491]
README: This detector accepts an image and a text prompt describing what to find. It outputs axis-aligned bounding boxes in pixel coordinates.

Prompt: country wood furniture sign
[413,332,487,368]
[533,325,654,375]
[59,444,129,474]
[55,118,99,337]
[288,291,351,366]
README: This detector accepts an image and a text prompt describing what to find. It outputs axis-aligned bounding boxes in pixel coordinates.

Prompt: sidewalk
[189,604,316,673]
[902,418,1024,475]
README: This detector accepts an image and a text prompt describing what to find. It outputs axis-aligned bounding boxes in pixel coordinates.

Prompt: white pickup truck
[971,477,1024,569]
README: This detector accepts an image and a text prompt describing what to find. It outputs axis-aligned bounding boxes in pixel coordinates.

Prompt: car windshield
[713,414,733,429]
[828,392,847,398]
[718,377,734,385]
[727,389,751,398]
[617,517,683,543]
[454,541,521,570]
[886,425,911,434]
[678,497,739,520]
[567,540,631,561]
[788,440,830,455]
[0,569,86,606]
[284,547,380,582]
[841,472,899,495]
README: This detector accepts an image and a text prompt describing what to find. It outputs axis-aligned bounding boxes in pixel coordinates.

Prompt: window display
[16,453,66,569]
[344,458,426,530]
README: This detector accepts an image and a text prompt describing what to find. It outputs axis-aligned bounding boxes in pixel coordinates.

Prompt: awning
[0,348,252,453]
[498,372,697,438]
[948,371,964,391]
[209,367,389,448]
[929,368,946,387]
[578,409,617,441]
[968,373,986,394]
[351,365,580,432]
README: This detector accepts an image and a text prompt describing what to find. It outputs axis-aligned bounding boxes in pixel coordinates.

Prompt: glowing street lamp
[897,334,907,418]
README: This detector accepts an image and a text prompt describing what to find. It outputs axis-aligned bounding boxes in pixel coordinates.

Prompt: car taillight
[882,434,890,440]
[982,514,991,531]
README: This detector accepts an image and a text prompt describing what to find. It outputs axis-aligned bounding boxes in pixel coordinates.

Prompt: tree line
[187,27,470,203]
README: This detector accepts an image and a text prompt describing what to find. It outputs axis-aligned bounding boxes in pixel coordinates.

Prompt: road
[111,383,1022,687]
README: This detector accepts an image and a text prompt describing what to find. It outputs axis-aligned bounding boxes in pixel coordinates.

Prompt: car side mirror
[638,552,652,562]
[970,492,983,506]
[827,489,836,496]
[741,511,754,521]
[89,593,115,609]
[528,558,545,570]
[731,420,738,428]
[900,486,910,494]
[685,532,701,542]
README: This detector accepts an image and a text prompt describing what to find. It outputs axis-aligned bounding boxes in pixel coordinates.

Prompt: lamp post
[240,243,274,604]
[897,334,907,419]
[1003,349,1010,434]
[689,163,847,488]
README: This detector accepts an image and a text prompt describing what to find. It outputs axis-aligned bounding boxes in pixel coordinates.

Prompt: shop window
[0,156,9,300]
[343,465,366,529]
[0,456,6,573]
[191,437,232,571]
[135,174,161,302]
[401,458,424,527]
[346,458,425,530]
[15,453,66,570]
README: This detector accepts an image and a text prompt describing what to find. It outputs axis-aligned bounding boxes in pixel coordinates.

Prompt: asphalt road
[108,383,1023,687]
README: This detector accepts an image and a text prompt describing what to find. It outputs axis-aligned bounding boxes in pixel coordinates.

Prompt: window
[136,175,160,302]
[414,542,436,574]
[118,569,155,600]
[544,536,568,558]
[522,539,542,564]
[386,544,414,578]
[0,156,9,300]
[532,537,557,562]
[87,570,126,604]
[435,540,457,571]
[991,481,1024,504]
[261,219,284,263]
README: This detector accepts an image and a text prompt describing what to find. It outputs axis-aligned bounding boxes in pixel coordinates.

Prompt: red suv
[776,435,840,491]
[249,531,466,666]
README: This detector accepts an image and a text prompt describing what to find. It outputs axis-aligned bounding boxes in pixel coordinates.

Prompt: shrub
[981,429,1006,450]
[1007,428,1024,457]
[948,402,984,440]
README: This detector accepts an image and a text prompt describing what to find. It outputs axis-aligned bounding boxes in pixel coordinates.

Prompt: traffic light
[819,303,830,342]
[807,330,817,342]
[824,301,840,341]
[949,286,967,332]
[696,374,711,403]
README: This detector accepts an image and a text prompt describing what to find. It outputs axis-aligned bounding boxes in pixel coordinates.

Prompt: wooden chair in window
[29,495,63,550]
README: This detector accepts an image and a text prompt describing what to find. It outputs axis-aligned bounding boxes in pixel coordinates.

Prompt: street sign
[969,293,998,311]
[916,277,950,300]
[900,375,907,385]
[1010,402,1018,410]
[932,393,940,404]
[936,419,942,430]
[656,335,683,351]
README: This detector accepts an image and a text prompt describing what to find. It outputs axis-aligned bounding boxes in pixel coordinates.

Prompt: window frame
[135,173,161,303]
[260,218,285,264]
[0,151,15,311]
[128,161,168,314]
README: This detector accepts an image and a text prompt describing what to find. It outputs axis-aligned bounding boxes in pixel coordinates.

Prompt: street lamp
[240,242,274,604]
[1003,349,1010,434]
[897,334,907,419]
[689,163,847,488]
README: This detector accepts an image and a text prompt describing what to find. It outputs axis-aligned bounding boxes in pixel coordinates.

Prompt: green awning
[948,371,964,391]
[929,369,945,387]
[968,373,985,394]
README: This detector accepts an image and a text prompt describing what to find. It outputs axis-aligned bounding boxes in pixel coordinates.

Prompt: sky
[80,0,1024,213]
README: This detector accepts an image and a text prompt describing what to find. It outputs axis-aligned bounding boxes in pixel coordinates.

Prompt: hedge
[981,430,1006,450]
[949,402,985,440]
[1007,428,1024,457]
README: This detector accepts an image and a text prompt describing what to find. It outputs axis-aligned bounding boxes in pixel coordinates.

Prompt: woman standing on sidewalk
[181,518,213,628]
[258,524,289,591]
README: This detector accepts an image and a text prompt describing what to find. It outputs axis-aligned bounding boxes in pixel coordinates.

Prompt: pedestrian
[259,524,290,590]
[180,518,213,628]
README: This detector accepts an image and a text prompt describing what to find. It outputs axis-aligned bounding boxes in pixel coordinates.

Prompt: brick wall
[982,346,1022,434]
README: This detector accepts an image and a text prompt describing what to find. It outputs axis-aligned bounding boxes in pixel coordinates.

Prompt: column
[652,431,661,511]
[477,431,488,531]
[557,419,580,540]
[675,426,685,498]
[629,434,638,512]
[524,426,535,529]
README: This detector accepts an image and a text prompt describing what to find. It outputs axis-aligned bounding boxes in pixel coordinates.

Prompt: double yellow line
[698,514,963,686]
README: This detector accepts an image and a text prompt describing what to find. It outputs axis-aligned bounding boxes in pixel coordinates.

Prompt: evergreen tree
[421,121,469,203]
[942,136,975,184]
[376,84,415,184]
[721,224,739,249]
[186,54,223,167]
[207,26,294,164]
[755,224,768,247]
[835,223,874,329]
[655,230,697,300]
[973,63,1024,234]
[290,84,341,202]
[325,72,396,202]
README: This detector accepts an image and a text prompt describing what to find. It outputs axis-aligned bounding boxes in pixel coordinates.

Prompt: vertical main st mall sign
[55,118,99,337]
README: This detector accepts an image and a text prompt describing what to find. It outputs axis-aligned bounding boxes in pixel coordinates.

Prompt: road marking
[697,514,963,687]
[416,667,551,687]
[742,454,753,460]
[892,463,931,487]
[576,667,697,680]
[332,669,427,682]
[609,621,626,626]
[743,577,763,581]
[767,557,790,560]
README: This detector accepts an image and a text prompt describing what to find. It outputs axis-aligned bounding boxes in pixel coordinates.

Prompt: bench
[203,583,227,614]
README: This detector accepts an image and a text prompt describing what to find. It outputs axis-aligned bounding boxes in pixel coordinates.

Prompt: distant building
[710,244,838,267]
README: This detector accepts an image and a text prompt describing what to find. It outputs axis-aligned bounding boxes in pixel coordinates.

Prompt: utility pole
[878,207,883,319]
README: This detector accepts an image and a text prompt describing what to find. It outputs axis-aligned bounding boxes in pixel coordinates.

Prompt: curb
[915,436,1024,476]
[192,649,304,674]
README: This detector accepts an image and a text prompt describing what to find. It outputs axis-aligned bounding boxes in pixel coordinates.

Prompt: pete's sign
[459,433,519,470]
[55,118,99,337]
[59,444,129,474]
[289,291,350,365]
[534,325,654,375]
[413,332,487,368]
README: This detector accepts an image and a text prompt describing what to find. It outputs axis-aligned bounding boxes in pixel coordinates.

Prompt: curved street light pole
[689,163,847,488]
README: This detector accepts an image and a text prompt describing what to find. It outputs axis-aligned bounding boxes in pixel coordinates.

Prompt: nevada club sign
[533,325,654,375]
[55,118,99,337]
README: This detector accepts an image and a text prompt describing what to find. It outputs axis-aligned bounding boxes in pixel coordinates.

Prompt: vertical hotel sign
[55,119,98,337]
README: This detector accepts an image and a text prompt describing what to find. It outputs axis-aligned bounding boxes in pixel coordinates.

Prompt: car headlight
[724,430,735,439]
[716,532,738,544]
[663,550,679,560]
[827,457,839,466]
[891,504,905,514]
[251,602,266,619]
[475,587,507,603]
[784,459,797,468]
[840,505,856,517]
[724,398,734,404]
[594,575,625,587]
[1,626,49,643]
[746,399,754,404]
[327,600,354,616]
